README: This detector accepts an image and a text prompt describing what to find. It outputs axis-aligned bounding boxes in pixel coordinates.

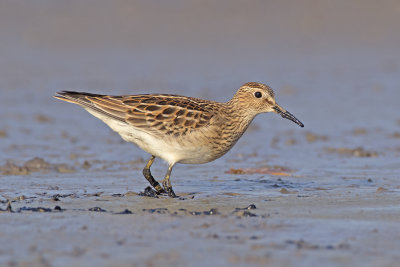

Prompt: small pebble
[138,186,159,198]
[115,209,133,214]
[88,207,106,212]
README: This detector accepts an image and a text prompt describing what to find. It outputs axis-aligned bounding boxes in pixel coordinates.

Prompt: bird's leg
[142,156,166,194]
[162,164,177,198]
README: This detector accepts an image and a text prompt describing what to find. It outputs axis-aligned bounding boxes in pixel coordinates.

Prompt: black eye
[254,92,262,98]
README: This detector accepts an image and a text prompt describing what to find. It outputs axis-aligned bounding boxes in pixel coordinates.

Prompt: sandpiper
[55,82,304,197]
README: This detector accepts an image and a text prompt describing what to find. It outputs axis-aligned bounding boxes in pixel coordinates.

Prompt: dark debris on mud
[234,204,257,211]
[1,202,265,217]
[0,201,13,212]
[138,186,159,198]
[142,207,221,216]
[285,239,350,250]
[140,204,261,218]
[1,201,65,213]
[231,204,258,217]
[88,207,107,212]
[114,209,133,214]
[2,193,264,217]
[51,193,78,201]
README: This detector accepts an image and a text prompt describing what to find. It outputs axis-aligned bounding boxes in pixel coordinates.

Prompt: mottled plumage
[54,82,304,197]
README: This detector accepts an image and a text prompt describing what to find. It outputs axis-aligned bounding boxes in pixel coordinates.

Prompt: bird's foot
[162,180,177,198]
[154,184,167,195]
[165,187,177,198]
[139,185,176,198]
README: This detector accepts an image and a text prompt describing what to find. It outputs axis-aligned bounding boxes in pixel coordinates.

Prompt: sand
[1,1,400,266]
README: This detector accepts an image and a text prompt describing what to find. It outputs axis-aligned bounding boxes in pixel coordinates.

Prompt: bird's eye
[254,92,262,98]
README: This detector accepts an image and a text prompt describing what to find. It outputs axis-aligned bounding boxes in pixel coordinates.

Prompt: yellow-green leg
[162,164,176,198]
[142,156,165,194]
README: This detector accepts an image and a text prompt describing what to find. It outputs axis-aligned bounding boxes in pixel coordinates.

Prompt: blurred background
[1,1,400,266]
[1,0,399,90]
[0,0,399,171]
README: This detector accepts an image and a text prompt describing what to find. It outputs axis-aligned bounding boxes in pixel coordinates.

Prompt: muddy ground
[1,1,400,266]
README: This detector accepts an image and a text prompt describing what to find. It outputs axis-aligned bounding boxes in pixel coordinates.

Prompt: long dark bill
[273,106,304,128]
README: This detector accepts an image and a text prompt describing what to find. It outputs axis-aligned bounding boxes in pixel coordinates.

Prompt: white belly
[86,108,218,165]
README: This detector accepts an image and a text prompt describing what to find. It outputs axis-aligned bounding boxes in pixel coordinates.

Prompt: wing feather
[55,92,215,137]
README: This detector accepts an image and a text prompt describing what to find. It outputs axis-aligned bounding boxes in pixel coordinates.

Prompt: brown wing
[55,91,215,137]
[122,94,215,137]
[54,91,129,123]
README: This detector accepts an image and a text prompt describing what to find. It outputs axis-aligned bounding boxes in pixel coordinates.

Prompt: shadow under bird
[54,82,304,197]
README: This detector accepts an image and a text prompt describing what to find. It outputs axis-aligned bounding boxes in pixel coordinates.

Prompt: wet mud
[324,147,379,157]
[0,157,76,175]
[1,1,400,266]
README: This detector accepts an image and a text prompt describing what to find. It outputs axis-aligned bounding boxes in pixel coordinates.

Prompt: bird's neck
[225,97,257,123]
[221,101,257,140]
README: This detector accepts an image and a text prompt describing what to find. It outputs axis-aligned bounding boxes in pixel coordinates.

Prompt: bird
[54,82,304,197]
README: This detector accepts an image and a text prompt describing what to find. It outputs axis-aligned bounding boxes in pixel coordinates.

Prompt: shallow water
[1,1,400,266]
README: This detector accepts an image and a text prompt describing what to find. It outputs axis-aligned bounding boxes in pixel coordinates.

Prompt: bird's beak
[273,104,304,128]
